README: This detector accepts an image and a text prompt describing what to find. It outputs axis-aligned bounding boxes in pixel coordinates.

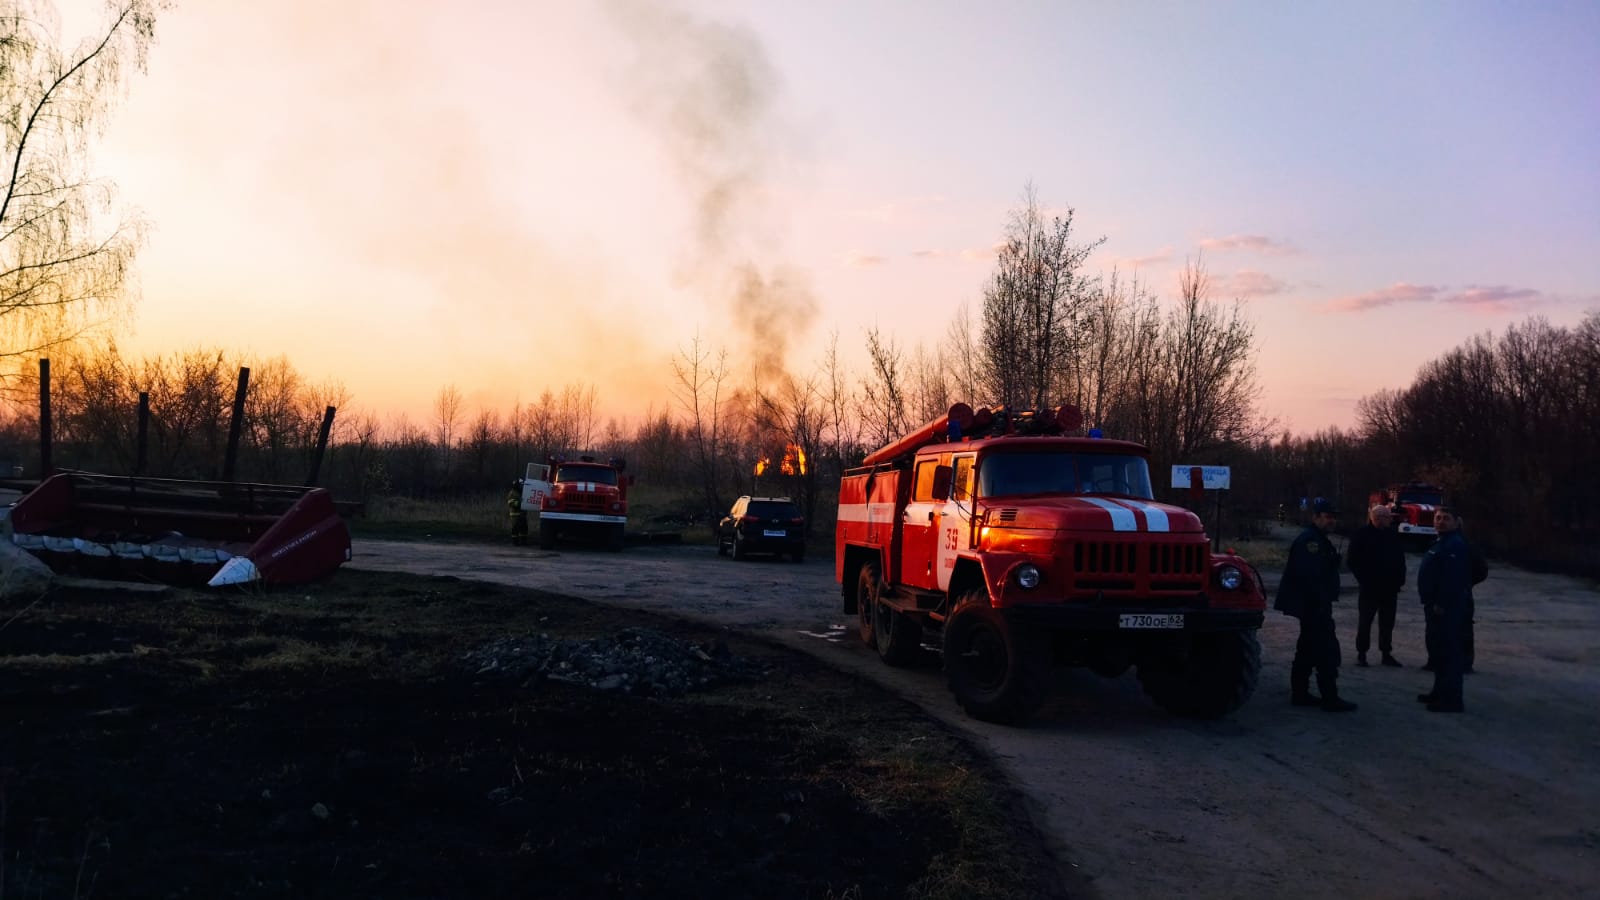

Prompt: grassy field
[1,570,1062,899]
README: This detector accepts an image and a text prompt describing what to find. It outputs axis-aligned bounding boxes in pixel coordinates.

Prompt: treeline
[1257,312,1600,574]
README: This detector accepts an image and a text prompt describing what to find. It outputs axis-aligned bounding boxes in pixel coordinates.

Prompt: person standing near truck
[507,479,529,547]
[1417,507,1472,712]
[1348,504,1407,667]
[1274,499,1358,712]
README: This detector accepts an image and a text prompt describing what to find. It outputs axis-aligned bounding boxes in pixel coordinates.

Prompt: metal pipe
[221,367,250,482]
[136,391,150,475]
[306,405,336,486]
[39,358,52,476]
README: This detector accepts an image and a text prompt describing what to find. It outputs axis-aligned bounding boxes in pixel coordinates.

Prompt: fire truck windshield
[554,465,619,486]
[1397,488,1443,505]
[978,452,1155,500]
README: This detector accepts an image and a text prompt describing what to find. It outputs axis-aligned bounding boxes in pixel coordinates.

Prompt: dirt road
[349,537,1600,899]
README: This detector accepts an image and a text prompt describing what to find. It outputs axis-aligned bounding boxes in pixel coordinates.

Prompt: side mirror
[932,465,953,501]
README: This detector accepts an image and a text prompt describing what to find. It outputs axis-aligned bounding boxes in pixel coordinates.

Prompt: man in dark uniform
[1418,507,1472,712]
[1274,499,1358,712]
[507,479,529,546]
[1348,504,1407,667]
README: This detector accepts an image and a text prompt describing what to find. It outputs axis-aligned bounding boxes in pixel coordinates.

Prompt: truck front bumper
[1004,604,1264,633]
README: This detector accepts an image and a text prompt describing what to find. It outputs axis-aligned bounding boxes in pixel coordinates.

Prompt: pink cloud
[1199,234,1296,256]
[1325,282,1442,312]
[1109,246,1174,269]
[1325,282,1549,314]
[959,241,1006,262]
[1440,285,1543,313]
[1220,269,1288,298]
[910,248,947,259]
[845,252,888,267]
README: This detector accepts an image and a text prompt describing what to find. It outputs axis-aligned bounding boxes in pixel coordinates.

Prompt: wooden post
[305,405,336,486]
[221,366,250,482]
[136,391,150,475]
[38,358,52,477]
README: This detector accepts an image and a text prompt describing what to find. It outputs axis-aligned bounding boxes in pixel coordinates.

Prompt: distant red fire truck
[520,455,629,551]
[835,403,1266,724]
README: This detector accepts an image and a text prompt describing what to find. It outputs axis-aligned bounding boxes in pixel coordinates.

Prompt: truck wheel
[732,534,747,561]
[1136,630,1261,719]
[538,521,557,550]
[855,561,880,649]
[873,596,922,667]
[607,523,624,552]
[942,590,1049,725]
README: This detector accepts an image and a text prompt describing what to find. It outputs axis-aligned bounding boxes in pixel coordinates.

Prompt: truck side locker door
[869,470,903,579]
[901,456,944,590]
[934,454,976,593]
[521,463,552,513]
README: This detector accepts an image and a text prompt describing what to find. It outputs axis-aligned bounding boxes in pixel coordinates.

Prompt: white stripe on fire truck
[1081,497,1138,531]
[834,503,899,523]
[1113,499,1170,532]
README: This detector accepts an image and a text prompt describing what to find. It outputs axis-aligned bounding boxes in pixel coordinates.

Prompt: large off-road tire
[855,561,880,649]
[873,590,923,667]
[538,520,557,550]
[942,589,1050,725]
[1136,630,1262,719]
[606,523,625,552]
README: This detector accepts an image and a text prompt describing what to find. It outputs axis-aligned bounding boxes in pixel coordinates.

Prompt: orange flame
[780,442,807,476]
[754,457,770,476]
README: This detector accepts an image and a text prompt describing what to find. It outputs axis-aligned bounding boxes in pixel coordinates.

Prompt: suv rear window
[747,501,801,519]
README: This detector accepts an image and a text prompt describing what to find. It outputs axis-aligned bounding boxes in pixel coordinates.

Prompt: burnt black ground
[0,571,1060,900]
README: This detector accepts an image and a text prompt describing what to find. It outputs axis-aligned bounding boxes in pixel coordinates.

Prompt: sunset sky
[58,0,1600,435]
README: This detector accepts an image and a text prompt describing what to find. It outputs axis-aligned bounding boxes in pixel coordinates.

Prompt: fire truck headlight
[1016,564,1041,589]
[1219,565,1243,591]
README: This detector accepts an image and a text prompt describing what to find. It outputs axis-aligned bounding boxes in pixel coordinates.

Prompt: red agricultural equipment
[8,472,351,586]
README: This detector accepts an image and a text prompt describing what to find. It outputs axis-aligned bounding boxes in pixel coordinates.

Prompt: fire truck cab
[520,455,629,551]
[836,403,1266,724]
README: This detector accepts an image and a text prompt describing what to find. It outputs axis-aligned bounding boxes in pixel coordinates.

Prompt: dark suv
[717,496,806,562]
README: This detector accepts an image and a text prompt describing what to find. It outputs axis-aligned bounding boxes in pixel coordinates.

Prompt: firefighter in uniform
[1417,507,1472,712]
[507,479,529,546]
[1274,499,1358,711]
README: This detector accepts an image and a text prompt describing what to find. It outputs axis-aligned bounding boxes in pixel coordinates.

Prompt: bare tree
[433,383,462,474]
[979,185,1104,409]
[861,326,907,450]
[671,332,732,516]
[820,330,862,473]
[0,1,160,369]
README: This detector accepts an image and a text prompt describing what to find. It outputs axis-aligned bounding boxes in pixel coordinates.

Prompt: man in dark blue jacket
[1348,504,1407,667]
[1418,507,1472,712]
[1274,499,1358,712]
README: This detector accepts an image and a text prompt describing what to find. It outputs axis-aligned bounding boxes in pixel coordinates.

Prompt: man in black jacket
[1274,499,1358,712]
[1348,504,1407,667]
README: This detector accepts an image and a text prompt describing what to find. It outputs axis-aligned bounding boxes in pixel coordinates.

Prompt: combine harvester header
[8,472,351,587]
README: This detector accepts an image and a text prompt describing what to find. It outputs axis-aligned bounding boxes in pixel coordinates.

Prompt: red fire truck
[520,455,630,551]
[1369,482,1445,542]
[836,403,1266,724]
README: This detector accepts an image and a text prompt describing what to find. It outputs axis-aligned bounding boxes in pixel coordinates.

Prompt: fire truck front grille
[1075,541,1136,574]
[1067,540,1207,596]
[561,493,609,513]
[1150,542,1206,576]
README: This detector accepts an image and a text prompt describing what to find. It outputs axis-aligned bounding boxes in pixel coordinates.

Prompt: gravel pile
[462,626,768,696]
